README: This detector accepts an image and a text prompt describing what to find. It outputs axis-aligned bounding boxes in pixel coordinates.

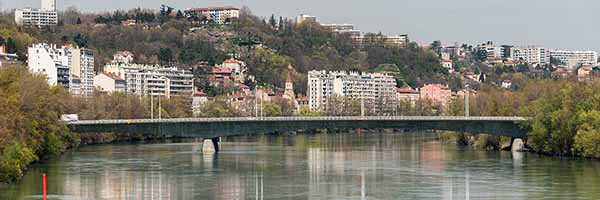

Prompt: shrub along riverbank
[0,65,79,183]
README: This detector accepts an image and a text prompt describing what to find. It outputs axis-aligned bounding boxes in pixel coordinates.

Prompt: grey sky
[2,0,599,52]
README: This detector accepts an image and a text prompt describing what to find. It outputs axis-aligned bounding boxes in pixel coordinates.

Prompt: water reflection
[2,132,600,199]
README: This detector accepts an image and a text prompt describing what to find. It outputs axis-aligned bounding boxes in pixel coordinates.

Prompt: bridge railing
[68,116,528,125]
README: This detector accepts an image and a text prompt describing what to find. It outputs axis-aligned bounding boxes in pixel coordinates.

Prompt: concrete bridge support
[202,138,220,153]
[511,137,526,152]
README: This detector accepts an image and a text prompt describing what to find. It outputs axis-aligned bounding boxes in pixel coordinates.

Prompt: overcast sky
[2,0,599,52]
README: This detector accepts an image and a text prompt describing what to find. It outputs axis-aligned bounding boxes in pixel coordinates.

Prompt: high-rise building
[67,46,95,96]
[307,70,396,111]
[549,50,598,69]
[15,0,58,27]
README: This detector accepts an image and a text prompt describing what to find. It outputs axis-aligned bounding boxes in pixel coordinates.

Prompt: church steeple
[284,64,295,100]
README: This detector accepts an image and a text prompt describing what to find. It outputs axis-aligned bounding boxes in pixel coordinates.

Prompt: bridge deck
[69,116,528,125]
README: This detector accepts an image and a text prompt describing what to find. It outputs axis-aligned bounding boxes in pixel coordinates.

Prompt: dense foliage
[0,65,78,182]
[521,80,600,158]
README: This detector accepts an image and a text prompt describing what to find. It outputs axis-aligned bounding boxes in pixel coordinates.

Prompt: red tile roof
[192,90,207,96]
[103,73,124,81]
[238,84,249,89]
[579,66,593,71]
[116,51,133,57]
[212,67,232,74]
[396,87,417,93]
[296,97,309,102]
[223,59,241,64]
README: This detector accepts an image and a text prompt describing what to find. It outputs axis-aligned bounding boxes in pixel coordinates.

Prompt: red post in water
[42,173,47,200]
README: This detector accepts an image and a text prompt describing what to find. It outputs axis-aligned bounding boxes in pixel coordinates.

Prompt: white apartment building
[549,50,598,69]
[68,47,95,96]
[28,43,95,96]
[28,43,70,88]
[104,63,194,98]
[361,34,409,47]
[511,46,550,66]
[477,41,502,59]
[184,6,240,24]
[307,70,396,110]
[296,14,317,24]
[321,24,355,32]
[15,0,57,27]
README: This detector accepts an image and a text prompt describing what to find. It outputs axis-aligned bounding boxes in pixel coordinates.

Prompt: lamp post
[465,84,470,117]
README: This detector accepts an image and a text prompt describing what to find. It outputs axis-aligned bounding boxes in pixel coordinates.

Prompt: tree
[430,40,442,54]
[268,14,277,27]
[176,10,184,19]
[278,16,284,30]
[73,33,88,48]
[5,38,16,54]
[159,48,174,65]
[76,18,82,24]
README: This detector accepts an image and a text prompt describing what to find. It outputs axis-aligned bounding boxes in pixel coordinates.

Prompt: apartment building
[420,84,452,107]
[104,60,194,98]
[511,46,550,66]
[361,34,409,47]
[184,6,240,24]
[15,0,58,27]
[27,43,70,88]
[307,70,396,110]
[549,50,598,69]
[28,43,95,96]
[296,14,317,24]
[67,46,95,96]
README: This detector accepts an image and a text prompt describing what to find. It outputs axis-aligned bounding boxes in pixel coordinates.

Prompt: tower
[283,64,295,100]
[41,0,56,11]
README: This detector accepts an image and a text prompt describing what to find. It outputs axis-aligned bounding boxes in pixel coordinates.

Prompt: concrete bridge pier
[511,137,526,152]
[202,138,220,153]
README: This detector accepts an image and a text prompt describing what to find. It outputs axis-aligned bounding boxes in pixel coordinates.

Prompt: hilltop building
[15,0,58,27]
[549,50,598,70]
[511,46,550,66]
[296,14,317,24]
[184,6,240,24]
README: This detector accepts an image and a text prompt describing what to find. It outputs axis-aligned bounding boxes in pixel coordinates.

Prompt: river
[1,131,600,199]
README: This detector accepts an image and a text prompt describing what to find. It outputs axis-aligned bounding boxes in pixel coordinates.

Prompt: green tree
[159,48,174,65]
[5,38,16,53]
[269,14,277,27]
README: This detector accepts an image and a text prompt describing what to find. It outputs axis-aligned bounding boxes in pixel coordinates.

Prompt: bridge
[68,116,529,152]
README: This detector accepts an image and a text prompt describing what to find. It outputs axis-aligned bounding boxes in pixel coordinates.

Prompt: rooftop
[102,73,124,81]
